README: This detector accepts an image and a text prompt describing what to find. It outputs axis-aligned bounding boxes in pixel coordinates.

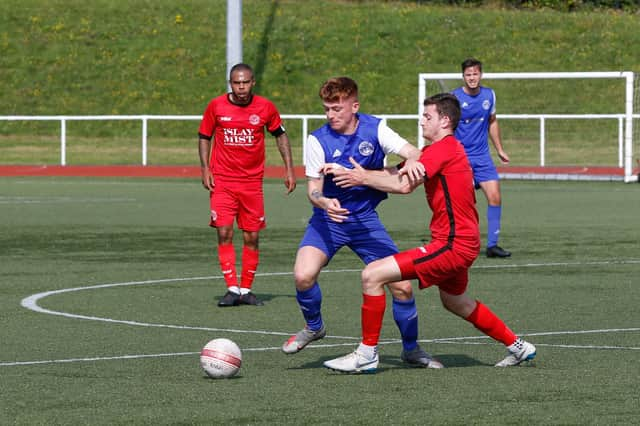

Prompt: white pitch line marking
[0,196,136,204]
[2,339,639,367]
[9,261,639,367]
[19,270,362,339]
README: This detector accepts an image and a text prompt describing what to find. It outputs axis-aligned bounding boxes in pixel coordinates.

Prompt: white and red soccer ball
[200,338,242,379]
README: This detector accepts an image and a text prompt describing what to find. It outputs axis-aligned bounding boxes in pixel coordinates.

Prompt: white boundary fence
[418,71,637,182]
[1,111,638,182]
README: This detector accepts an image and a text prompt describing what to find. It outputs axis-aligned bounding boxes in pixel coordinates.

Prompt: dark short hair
[424,93,461,130]
[229,63,254,80]
[319,77,358,103]
[461,57,482,73]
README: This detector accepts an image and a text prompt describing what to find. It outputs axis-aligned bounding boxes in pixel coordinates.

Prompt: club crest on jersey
[482,100,491,110]
[358,141,375,156]
[249,114,261,125]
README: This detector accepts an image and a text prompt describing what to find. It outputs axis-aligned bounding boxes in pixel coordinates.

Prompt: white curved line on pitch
[19,270,362,339]
[2,339,639,367]
[20,260,639,335]
[20,259,639,324]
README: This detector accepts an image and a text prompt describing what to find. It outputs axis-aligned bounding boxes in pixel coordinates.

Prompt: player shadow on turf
[287,354,486,372]
[251,293,299,303]
[383,354,487,368]
[200,374,243,381]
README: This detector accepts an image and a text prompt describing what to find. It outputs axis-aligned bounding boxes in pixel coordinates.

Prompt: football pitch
[1,177,639,425]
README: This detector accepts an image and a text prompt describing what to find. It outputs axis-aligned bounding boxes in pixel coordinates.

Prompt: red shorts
[394,240,479,296]
[209,178,265,231]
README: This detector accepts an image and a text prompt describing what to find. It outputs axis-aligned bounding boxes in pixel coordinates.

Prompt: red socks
[240,246,259,290]
[465,301,517,346]
[218,245,260,291]
[217,244,237,288]
[362,294,386,346]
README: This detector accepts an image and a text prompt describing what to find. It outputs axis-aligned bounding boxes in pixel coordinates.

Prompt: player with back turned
[198,63,296,307]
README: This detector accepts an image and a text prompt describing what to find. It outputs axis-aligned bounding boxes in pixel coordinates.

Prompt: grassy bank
[1,0,638,165]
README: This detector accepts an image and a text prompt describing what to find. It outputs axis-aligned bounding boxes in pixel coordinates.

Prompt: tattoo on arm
[311,189,323,201]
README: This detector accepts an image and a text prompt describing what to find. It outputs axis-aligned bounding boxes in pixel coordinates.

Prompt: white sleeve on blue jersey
[377,122,409,155]
[305,134,324,178]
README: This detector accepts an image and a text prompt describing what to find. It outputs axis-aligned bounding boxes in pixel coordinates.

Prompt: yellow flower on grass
[175,15,183,24]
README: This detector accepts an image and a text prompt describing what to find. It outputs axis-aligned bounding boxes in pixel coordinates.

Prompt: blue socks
[487,205,502,248]
[392,297,418,352]
[296,282,323,331]
[298,285,420,351]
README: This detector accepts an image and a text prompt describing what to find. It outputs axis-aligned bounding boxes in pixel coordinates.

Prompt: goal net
[418,72,638,183]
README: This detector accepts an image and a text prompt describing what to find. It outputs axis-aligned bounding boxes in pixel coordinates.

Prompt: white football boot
[495,338,537,367]
[324,349,379,374]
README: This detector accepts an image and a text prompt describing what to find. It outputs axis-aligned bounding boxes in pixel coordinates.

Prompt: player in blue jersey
[452,58,511,258]
[282,77,442,368]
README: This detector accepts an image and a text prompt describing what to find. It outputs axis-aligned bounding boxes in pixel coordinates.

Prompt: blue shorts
[468,154,499,187]
[299,212,399,264]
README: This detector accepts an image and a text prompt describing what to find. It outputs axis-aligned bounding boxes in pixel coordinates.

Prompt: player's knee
[217,227,234,243]
[388,280,413,300]
[440,291,475,318]
[361,265,385,294]
[488,194,501,205]
[293,267,317,291]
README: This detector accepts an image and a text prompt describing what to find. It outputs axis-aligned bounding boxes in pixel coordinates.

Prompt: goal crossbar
[418,71,636,182]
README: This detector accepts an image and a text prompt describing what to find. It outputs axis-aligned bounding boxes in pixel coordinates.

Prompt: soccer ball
[200,338,242,379]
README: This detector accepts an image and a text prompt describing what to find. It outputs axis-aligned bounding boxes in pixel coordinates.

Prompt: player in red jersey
[198,63,296,307]
[323,93,536,373]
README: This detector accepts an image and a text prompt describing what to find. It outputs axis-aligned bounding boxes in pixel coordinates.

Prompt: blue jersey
[452,86,496,158]
[309,113,390,219]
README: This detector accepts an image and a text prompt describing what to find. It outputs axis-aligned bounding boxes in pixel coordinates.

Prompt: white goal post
[418,71,637,183]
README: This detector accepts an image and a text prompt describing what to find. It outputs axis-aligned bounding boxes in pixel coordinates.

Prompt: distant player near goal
[452,58,511,258]
[198,63,297,307]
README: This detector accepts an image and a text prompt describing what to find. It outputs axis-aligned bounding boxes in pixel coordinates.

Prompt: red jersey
[419,135,480,246]
[198,94,284,181]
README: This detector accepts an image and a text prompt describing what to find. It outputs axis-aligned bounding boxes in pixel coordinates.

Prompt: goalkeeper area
[419,71,639,183]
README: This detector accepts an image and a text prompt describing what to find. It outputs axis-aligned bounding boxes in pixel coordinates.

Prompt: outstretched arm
[330,157,424,194]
